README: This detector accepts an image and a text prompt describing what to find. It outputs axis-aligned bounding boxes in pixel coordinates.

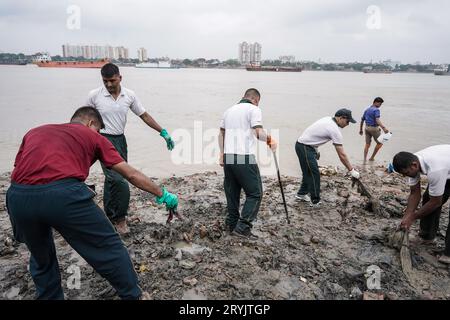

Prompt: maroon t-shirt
[12,123,124,185]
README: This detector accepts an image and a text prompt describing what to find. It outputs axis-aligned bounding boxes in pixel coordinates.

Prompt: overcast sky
[1,0,449,63]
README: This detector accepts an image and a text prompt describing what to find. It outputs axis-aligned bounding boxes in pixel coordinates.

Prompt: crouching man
[393,145,450,264]
[6,106,178,299]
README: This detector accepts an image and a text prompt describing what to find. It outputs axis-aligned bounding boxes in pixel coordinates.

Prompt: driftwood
[351,178,381,214]
[388,229,415,282]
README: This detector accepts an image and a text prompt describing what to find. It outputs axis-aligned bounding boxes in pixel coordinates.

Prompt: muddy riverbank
[0,165,449,300]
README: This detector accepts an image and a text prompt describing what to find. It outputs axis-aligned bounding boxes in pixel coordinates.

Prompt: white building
[137,47,148,62]
[62,44,130,60]
[238,42,261,65]
[279,55,296,64]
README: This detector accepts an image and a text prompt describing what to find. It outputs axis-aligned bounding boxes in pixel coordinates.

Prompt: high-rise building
[238,42,261,65]
[62,44,130,60]
[137,47,148,62]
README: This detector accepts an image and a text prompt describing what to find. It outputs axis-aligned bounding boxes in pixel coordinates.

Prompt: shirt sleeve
[130,94,146,117]
[427,169,447,196]
[13,137,26,167]
[374,108,381,118]
[85,90,96,107]
[95,135,125,168]
[330,127,343,145]
[250,107,263,128]
[361,110,366,121]
[220,111,225,129]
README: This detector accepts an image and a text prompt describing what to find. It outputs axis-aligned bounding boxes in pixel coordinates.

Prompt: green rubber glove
[155,187,178,210]
[160,129,175,151]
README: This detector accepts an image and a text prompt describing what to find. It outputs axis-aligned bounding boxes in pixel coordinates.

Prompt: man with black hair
[6,106,178,299]
[219,88,277,239]
[295,109,360,207]
[392,145,450,264]
[86,63,175,234]
[359,97,389,162]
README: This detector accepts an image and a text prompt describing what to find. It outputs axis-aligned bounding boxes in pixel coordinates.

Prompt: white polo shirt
[85,86,146,135]
[297,117,343,148]
[407,145,450,197]
[220,101,263,155]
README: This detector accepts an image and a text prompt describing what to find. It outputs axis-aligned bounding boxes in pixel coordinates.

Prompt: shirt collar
[417,154,428,175]
[239,98,254,105]
[102,86,126,97]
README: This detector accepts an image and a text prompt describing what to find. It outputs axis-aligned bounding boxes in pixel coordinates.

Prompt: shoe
[438,255,450,265]
[231,229,259,240]
[295,194,311,202]
[309,201,322,208]
[115,219,130,235]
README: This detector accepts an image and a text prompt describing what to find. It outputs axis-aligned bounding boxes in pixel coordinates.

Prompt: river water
[1,64,449,177]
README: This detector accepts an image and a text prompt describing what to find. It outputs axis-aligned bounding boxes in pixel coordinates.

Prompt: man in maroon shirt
[6,106,178,300]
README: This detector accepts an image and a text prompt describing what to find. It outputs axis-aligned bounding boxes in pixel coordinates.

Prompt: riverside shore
[0,166,449,300]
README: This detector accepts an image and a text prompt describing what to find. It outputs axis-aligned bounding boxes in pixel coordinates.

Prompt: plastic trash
[377,131,393,144]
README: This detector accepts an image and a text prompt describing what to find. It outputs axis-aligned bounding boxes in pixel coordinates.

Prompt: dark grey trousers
[223,154,263,233]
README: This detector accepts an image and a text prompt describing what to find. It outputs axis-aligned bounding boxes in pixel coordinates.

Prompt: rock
[350,286,363,299]
[199,225,208,239]
[179,260,196,270]
[174,249,182,261]
[363,291,384,300]
[183,276,198,286]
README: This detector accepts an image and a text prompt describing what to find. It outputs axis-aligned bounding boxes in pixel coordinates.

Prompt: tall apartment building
[238,42,261,65]
[137,47,148,62]
[62,44,130,60]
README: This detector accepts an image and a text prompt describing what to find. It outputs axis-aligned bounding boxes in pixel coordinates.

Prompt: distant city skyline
[1,0,450,64]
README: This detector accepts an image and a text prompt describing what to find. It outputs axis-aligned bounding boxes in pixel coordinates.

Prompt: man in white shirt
[295,109,360,207]
[218,88,277,239]
[392,145,450,264]
[86,63,175,234]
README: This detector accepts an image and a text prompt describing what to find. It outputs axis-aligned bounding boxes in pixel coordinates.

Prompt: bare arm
[253,127,269,142]
[334,145,353,171]
[218,128,225,166]
[359,120,364,135]
[375,118,389,133]
[111,161,163,197]
[140,112,163,133]
[404,182,422,216]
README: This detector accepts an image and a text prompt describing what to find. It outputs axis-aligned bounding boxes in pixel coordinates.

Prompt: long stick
[272,150,290,224]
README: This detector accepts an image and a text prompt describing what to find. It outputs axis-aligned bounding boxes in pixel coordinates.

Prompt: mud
[0,165,449,300]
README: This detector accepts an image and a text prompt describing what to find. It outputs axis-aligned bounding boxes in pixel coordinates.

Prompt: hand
[383,128,389,134]
[160,129,175,151]
[267,135,277,151]
[400,212,415,230]
[219,153,224,167]
[155,187,178,210]
[349,168,360,179]
[359,130,363,136]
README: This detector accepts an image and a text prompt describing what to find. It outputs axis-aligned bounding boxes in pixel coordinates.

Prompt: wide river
[1,65,449,178]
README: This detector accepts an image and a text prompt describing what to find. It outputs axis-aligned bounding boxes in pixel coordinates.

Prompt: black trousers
[419,179,450,256]
[223,154,262,233]
[295,142,320,203]
[6,179,141,300]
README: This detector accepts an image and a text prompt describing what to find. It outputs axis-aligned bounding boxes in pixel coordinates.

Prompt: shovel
[272,150,290,224]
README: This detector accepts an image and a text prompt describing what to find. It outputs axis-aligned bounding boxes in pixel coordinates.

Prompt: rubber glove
[266,135,278,151]
[349,169,360,179]
[160,129,175,151]
[156,187,178,210]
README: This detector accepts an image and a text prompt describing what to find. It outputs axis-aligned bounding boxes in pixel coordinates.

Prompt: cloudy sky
[1,0,449,63]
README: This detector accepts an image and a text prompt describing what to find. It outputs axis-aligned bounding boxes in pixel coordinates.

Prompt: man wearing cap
[86,63,175,234]
[295,109,360,207]
[359,97,389,162]
[392,145,450,265]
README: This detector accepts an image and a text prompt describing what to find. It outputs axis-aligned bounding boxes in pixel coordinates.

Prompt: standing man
[86,63,175,234]
[218,88,277,239]
[6,107,178,299]
[295,109,360,207]
[359,97,389,162]
[392,145,450,264]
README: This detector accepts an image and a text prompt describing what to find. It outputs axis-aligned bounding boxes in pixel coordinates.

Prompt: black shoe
[231,229,258,240]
